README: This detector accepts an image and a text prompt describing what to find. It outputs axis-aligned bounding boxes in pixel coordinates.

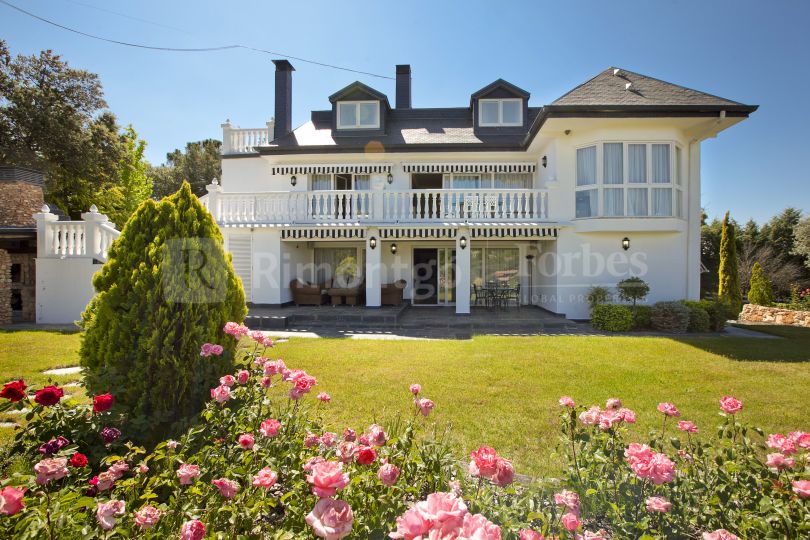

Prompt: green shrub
[590,304,634,332]
[631,305,653,329]
[747,262,774,306]
[651,301,690,333]
[617,277,650,307]
[79,183,247,444]
[587,285,611,309]
[682,301,711,332]
[696,299,728,331]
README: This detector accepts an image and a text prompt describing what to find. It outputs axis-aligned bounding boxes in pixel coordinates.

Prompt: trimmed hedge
[591,304,634,332]
[682,301,711,333]
[699,298,729,331]
[631,305,653,330]
[651,301,690,334]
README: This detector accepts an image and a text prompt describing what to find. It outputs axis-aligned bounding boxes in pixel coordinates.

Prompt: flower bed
[0,322,808,538]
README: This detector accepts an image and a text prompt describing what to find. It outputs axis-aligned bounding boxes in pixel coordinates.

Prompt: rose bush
[0,322,807,538]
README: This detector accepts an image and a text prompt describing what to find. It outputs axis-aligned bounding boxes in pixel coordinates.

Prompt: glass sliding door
[438,248,456,304]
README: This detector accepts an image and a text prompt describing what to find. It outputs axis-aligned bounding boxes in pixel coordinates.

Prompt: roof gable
[471,79,530,104]
[328,81,390,107]
[552,67,746,107]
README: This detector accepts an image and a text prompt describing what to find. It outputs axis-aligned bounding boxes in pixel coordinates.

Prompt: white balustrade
[47,222,87,257]
[34,207,121,262]
[222,125,271,154]
[208,189,548,224]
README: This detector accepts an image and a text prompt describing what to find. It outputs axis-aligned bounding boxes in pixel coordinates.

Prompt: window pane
[576,146,597,186]
[493,173,531,189]
[452,174,480,189]
[481,101,499,124]
[576,189,597,218]
[501,100,521,124]
[628,144,647,183]
[338,103,356,127]
[603,143,623,184]
[314,248,361,287]
[471,248,484,290]
[652,144,670,183]
[604,188,624,216]
[675,146,682,186]
[311,174,331,190]
[485,248,519,287]
[354,174,370,190]
[628,188,648,216]
[359,102,378,127]
[676,189,683,218]
[652,188,672,216]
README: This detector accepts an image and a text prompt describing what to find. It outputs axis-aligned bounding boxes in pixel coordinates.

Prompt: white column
[252,229,283,305]
[265,119,275,144]
[221,120,233,154]
[686,142,701,300]
[81,204,110,259]
[33,205,58,258]
[365,228,382,307]
[455,228,471,314]
[206,180,223,222]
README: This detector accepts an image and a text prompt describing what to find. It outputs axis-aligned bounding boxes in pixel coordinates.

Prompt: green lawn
[2,325,810,477]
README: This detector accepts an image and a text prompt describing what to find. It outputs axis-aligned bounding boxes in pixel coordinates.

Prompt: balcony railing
[204,188,549,225]
[221,121,274,154]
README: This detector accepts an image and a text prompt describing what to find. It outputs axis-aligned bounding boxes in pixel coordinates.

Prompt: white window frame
[478,98,523,127]
[310,173,372,190]
[574,141,685,219]
[336,101,380,129]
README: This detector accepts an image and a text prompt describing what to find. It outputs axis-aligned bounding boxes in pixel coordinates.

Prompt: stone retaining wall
[739,304,810,327]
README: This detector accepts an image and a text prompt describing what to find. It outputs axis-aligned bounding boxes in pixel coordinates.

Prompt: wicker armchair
[290,279,328,306]
[381,280,407,306]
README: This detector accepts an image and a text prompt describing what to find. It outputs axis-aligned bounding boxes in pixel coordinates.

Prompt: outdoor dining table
[478,284,518,309]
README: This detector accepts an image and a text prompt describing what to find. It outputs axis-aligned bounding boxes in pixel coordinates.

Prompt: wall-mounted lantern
[390,242,397,255]
[369,237,377,250]
[387,173,394,185]
[459,236,468,250]
[542,156,547,168]
[290,175,297,187]
[622,237,630,251]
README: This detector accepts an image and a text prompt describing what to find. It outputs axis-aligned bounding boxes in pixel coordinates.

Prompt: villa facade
[208,61,756,319]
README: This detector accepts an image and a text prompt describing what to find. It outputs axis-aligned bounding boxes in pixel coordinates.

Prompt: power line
[0,0,394,79]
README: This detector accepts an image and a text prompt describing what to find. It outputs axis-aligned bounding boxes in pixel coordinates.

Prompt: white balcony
[203,188,549,225]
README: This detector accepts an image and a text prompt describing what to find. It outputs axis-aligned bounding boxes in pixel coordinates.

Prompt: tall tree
[150,139,221,198]
[760,208,804,267]
[718,211,742,315]
[738,218,761,246]
[0,40,126,216]
[793,216,810,270]
[97,126,152,226]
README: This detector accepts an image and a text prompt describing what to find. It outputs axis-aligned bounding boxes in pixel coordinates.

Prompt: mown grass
[2,326,810,477]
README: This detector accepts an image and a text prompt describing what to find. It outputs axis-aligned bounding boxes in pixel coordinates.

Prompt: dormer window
[337,101,380,129]
[478,98,522,126]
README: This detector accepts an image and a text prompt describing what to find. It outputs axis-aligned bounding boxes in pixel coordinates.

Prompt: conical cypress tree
[718,211,742,316]
[747,262,774,306]
[80,182,246,443]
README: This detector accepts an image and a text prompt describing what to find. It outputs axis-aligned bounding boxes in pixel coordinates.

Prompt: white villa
[206,61,755,320]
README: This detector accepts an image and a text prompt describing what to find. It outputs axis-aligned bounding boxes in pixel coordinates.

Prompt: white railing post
[206,180,223,222]
[221,120,233,154]
[266,119,275,143]
[81,204,110,260]
[33,205,58,258]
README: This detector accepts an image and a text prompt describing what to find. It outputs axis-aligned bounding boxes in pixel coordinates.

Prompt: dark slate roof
[471,79,530,100]
[328,81,390,107]
[552,67,749,108]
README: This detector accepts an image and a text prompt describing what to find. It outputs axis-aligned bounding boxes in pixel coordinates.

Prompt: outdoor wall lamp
[387,172,394,184]
[459,236,468,250]
[542,156,547,168]
[369,237,377,250]
[622,237,630,251]
[290,175,297,187]
[390,242,397,255]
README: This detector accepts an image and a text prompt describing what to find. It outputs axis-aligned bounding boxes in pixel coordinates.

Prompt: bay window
[575,142,685,218]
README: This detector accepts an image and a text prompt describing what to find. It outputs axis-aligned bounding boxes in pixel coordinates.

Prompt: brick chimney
[272,60,295,140]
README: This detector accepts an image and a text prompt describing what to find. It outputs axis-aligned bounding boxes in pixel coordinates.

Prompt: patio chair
[507,284,521,308]
[290,279,329,306]
[381,280,407,306]
[471,284,482,306]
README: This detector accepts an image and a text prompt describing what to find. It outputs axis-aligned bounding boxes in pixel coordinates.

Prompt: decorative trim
[403,162,536,174]
[271,164,392,175]
[281,228,366,240]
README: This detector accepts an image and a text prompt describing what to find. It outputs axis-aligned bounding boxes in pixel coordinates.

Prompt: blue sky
[2,0,808,224]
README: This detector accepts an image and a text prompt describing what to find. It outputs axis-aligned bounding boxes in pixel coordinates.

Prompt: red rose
[356,446,377,465]
[0,379,27,402]
[92,393,115,414]
[69,452,88,468]
[34,386,64,407]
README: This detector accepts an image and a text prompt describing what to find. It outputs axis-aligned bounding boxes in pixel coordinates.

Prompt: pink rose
[200,343,213,357]
[95,471,116,491]
[579,406,601,426]
[250,330,265,343]
[657,402,680,417]
[223,321,241,335]
[318,392,331,402]
[306,461,350,498]
[677,421,698,433]
[212,477,239,498]
[264,359,287,376]
[491,458,514,487]
[792,480,810,498]
[108,460,129,480]
[410,384,421,395]
[646,496,672,513]
[133,505,161,529]
[220,374,236,387]
[367,424,388,446]
[321,432,338,448]
[618,408,636,423]
[378,463,400,486]
[211,344,224,355]
[260,418,281,437]
[177,463,201,485]
[702,530,739,540]
[166,439,179,450]
[138,463,149,474]
[605,398,622,410]
[765,453,795,471]
[180,519,206,540]
[647,453,676,485]
[580,531,608,540]
[34,457,68,485]
[303,456,326,472]
[260,376,272,387]
[358,434,371,446]
[719,396,743,414]
[559,395,575,407]
[389,503,432,539]
[96,500,125,531]
[253,467,278,488]
[597,409,623,431]
[0,486,25,516]
[238,433,255,450]
[624,443,653,462]
[306,498,354,540]
[554,489,581,515]
[519,530,543,540]
[210,384,231,403]
[337,441,358,463]
[789,430,810,449]
[421,492,468,533]
[461,512,501,539]
[236,370,250,385]
[416,397,435,417]
[304,432,320,448]
[470,446,499,478]
[343,427,356,442]
[254,356,268,367]
[561,511,580,531]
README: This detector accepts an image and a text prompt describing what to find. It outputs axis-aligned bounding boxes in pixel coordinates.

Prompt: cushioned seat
[381,280,407,306]
[290,279,328,306]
